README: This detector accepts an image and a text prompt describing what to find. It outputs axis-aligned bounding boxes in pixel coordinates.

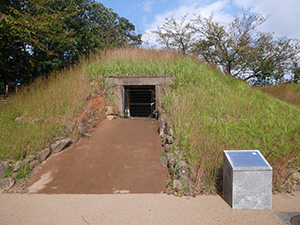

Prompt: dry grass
[102,47,184,63]
[258,83,300,107]
[0,57,97,160]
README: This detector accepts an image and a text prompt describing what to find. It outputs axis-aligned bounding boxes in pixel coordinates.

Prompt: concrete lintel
[105,77,173,86]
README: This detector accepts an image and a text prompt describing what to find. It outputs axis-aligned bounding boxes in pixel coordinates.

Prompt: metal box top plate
[224,150,272,170]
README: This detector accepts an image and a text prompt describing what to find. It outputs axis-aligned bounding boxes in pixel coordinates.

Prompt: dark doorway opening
[125,86,156,118]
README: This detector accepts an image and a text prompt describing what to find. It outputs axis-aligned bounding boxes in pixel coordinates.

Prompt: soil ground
[0,192,299,224]
[27,118,167,194]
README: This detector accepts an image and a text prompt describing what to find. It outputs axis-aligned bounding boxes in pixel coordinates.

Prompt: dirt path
[27,118,167,194]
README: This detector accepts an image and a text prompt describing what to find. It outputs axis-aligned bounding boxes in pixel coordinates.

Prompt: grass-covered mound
[258,83,300,108]
[89,48,300,192]
[1,48,299,192]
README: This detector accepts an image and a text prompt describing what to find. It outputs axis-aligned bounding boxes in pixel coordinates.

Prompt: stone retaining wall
[158,114,190,195]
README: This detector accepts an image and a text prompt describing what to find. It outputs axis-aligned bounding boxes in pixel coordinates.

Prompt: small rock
[178,160,187,169]
[168,128,174,137]
[173,179,183,190]
[51,138,72,153]
[77,119,87,134]
[161,138,166,147]
[29,160,38,170]
[292,172,300,182]
[0,161,11,177]
[164,121,171,134]
[166,153,177,166]
[174,150,181,157]
[105,106,118,115]
[64,121,76,136]
[37,148,52,161]
[159,124,165,137]
[0,177,15,192]
[164,144,172,151]
[24,155,35,164]
[166,136,173,144]
[107,115,116,120]
[159,116,169,137]
[13,161,23,172]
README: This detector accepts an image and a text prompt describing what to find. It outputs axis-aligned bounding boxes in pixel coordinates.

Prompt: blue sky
[98,0,300,45]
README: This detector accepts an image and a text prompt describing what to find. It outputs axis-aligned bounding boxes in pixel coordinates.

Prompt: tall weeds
[0,57,95,160]
[258,83,300,107]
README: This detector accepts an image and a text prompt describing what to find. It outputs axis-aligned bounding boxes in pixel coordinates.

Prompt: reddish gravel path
[28,118,167,194]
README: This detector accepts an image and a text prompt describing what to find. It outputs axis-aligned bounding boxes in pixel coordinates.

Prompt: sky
[98,0,300,46]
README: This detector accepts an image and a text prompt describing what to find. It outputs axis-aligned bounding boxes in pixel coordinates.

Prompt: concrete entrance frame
[105,77,173,117]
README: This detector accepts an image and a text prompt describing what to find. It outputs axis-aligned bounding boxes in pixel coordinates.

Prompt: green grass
[1,48,299,192]
[162,62,300,192]
[15,163,30,180]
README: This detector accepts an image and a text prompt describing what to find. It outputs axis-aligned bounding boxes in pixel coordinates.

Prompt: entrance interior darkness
[125,86,156,118]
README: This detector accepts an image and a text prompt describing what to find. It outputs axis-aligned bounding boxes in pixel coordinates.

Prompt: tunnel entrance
[105,77,173,117]
[125,86,156,118]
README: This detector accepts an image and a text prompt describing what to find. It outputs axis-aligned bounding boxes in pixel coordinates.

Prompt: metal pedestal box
[223,150,272,209]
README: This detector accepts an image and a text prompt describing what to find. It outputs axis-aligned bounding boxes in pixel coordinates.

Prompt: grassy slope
[0,58,96,160]
[1,48,299,192]
[258,83,300,107]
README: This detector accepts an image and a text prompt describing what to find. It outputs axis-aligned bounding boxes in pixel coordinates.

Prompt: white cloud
[143,0,155,12]
[233,0,300,38]
[142,0,300,47]
[142,0,233,46]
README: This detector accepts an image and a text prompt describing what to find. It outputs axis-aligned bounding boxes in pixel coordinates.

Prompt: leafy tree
[245,35,299,85]
[152,14,194,54]
[153,10,300,85]
[192,11,266,78]
[291,61,300,83]
[0,0,142,91]
[0,0,77,87]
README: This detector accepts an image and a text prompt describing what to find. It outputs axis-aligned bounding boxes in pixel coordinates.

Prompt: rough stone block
[51,138,72,153]
[223,150,272,209]
[0,161,10,177]
[0,177,15,192]
[13,161,23,172]
[105,106,119,115]
[37,148,52,161]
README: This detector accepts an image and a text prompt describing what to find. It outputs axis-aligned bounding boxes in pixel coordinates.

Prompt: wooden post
[5,85,8,97]
[15,85,18,94]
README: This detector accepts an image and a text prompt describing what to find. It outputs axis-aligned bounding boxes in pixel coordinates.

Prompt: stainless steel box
[223,150,272,209]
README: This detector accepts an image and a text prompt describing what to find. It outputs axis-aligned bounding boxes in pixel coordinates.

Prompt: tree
[0,0,142,91]
[291,60,300,83]
[0,0,77,87]
[245,35,299,85]
[153,10,300,85]
[192,11,267,77]
[152,14,194,54]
